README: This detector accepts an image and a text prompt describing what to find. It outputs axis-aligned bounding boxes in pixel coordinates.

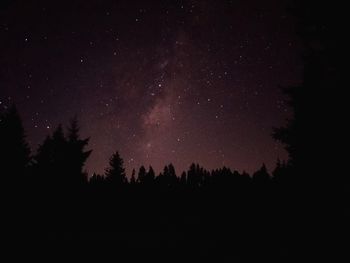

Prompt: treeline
[1,104,295,261]
[0,104,291,193]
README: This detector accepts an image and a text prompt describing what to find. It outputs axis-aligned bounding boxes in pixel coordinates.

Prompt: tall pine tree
[0,104,30,185]
[105,151,127,185]
[66,117,92,186]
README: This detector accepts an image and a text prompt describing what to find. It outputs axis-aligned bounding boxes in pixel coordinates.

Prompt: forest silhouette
[2,103,295,261]
[1,1,345,262]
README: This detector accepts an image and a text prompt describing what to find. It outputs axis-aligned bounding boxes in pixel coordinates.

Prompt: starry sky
[0,0,302,176]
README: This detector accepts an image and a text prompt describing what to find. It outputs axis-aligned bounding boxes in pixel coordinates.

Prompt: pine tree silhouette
[187,163,203,188]
[90,173,104,185]
[157,164,178,188]
[180,171,187,185]
[34,125,67,188]
[167,163,178,187]
[105,151,127,185]
[130,169,136,185]
[34,119,91,190]
[272,159,288,184]
[0,104,31,184]
[66,117,92,186]
[252,163,270,184]
[136,165,146,184]
[146,166,156,184]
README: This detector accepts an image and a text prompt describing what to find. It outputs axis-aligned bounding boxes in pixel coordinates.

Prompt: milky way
[0,0,302,176]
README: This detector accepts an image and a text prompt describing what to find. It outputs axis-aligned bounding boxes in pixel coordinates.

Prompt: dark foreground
[7,174,343,263]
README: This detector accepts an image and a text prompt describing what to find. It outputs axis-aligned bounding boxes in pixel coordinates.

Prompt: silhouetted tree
[156,166,167,187]
[89,173,104,186]
[276,4,344,258]
[0,104,31,184]
[157,164,178,188]
[273,87,299,169]
[252,163,270,185]
[33,119,91,190]
[274,1,340,179]
[146,166,155,184]
[272,159,288,184]
[187,163,203,188]
[167,163,177,186]
[130,169,136,185]
[137,165,147,184]
[105,151,127,185]
[34,125,67,188]
[180,171,187,185]
[65,117,92,186]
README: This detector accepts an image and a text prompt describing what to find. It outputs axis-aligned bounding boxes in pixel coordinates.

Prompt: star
[1,0,295,176]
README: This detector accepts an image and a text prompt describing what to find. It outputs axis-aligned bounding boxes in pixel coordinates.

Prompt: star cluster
[0,0,301,175]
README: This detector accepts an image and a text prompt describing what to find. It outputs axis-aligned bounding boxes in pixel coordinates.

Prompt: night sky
[0,0,302,176]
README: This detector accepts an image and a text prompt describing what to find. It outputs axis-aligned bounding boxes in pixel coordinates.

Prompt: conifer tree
[105,151,127,185]
[0,104,30,184]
